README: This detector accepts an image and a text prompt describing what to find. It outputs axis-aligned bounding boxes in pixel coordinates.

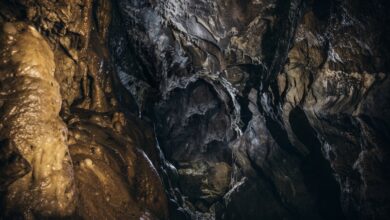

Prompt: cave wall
[0,0,389,220]
[0,0,171,219]
[277,1,390,218]
[111,0,390,219]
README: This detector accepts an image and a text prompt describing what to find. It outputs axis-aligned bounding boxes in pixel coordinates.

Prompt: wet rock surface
[111,0,390,219]
[0,1,170,219]
[0,22,76,218]
[0,0,389,219]
[66,110,169,219]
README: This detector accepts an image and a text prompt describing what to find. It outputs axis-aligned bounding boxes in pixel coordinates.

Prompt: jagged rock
[109,0,302,214]
[110,0,389,219]
[277,1,390,218]
[0,0,389,219]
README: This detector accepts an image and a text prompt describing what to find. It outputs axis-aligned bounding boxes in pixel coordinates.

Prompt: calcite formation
[0,22,76,217]
[0,1,170,219]
[0,0,389,220]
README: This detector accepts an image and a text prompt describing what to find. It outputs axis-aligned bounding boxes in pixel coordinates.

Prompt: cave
[0,0,389,219]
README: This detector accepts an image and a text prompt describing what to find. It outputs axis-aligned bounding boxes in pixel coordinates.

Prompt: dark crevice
[246,152,300,220]
[289,107,345,220]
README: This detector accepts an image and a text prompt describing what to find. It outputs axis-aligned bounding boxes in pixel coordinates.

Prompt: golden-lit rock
[67,110,169,219]
[0,22,76,217]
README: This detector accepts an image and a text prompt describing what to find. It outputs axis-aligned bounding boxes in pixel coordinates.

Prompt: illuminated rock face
[0,1,169,219]
[1,0,390,219]
[0,22,76,217]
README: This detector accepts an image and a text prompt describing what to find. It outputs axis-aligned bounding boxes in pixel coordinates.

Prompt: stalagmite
[0,22,76,217]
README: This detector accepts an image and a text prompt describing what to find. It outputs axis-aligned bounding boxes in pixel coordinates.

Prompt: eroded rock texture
[0,1,170,219]
[111,0,390,219]
[0,0,389,219]
[0,22,76,218]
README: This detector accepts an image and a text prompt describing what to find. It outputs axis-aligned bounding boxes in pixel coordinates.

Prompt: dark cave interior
[0,0,389,219]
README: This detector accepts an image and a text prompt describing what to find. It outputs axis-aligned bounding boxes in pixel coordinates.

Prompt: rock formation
[0,0,389,219]
[0,22,76,218]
